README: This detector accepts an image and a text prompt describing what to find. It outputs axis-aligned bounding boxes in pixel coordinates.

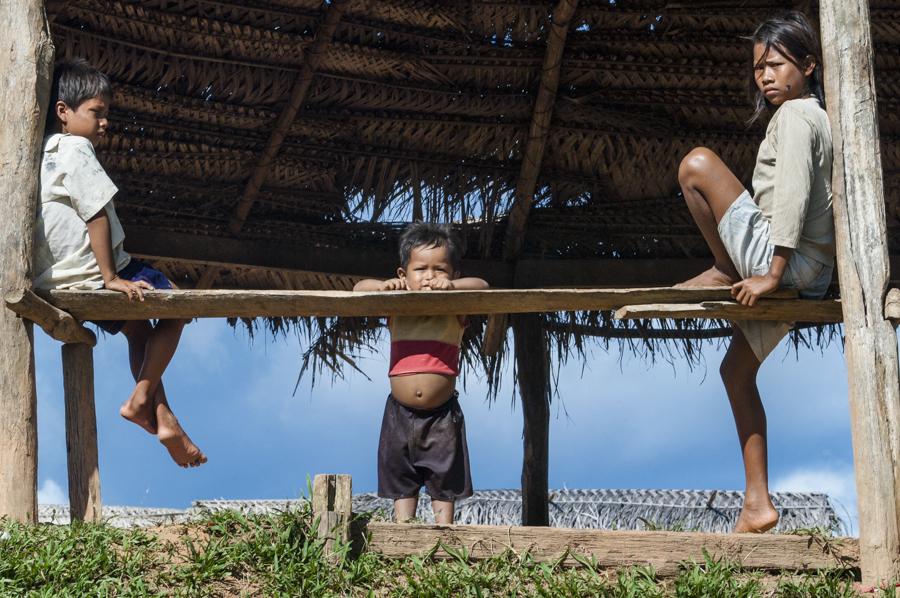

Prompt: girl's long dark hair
[747,11,825,126]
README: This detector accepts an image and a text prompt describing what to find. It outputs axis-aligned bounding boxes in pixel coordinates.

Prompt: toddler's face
[398,244,457,291]
[57,96,109,146]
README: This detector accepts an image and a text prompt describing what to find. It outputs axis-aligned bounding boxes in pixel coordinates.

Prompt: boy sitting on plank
[33,59,206,468]
[354,223,488,523]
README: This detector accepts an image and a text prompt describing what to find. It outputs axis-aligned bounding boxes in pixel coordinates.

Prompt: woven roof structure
[43,1,900,354]
[38,490,845,534]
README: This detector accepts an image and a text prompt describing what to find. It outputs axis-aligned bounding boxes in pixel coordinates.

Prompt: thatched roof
[39,490,845,534]
[45,1,900,356]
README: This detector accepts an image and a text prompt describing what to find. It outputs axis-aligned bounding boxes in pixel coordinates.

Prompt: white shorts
[718,191,833,362]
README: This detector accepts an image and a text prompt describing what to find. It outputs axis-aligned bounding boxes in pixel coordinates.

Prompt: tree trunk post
[0,0,54,523]
[62,343,101,523]
[312,473,352,554]
[512,313,551,526]
[819,0,900,585]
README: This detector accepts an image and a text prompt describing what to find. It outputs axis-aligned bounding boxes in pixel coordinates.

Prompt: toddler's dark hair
[399,222,462,271]
[747,11,824,126]
[46,58,112,130]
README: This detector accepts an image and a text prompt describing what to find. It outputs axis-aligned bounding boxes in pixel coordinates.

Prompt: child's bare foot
[119,392,157,435]
[734,504,779,533]
[675,266,736,288]
[156,404,207,468]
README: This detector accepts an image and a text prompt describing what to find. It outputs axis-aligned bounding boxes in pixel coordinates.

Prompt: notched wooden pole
[62,343,101,523]
[312,474,352,554]
[820,0,900,585]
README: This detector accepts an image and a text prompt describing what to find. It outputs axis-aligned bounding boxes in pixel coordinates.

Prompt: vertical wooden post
[820,0,900,585]
[512,314,550,526]
[62,343,101,523]
[312,474,352,553]
[0,0,54,523]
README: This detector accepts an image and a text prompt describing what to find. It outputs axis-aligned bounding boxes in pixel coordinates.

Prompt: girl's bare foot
[119,392,157,435]
[676,265,737,288]
[734,504,779,533]
[156,403,207,468]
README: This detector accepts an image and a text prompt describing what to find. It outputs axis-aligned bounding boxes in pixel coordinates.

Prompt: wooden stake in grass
[312,474,352,555]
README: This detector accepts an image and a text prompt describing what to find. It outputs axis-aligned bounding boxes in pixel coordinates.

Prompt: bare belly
[390,373,456,410]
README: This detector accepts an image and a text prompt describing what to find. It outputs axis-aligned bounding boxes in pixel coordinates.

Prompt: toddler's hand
[106,277,154,301]
[428,279,455,291]
[379,278,406,291]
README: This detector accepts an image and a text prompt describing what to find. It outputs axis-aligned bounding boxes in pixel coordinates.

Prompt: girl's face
[753,42,815,106]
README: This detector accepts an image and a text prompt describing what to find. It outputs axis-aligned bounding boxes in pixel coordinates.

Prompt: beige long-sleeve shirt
[751,97,834,265]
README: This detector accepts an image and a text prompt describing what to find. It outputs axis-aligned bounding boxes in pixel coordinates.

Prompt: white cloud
[773,465,857,536]
[37,478,67,505]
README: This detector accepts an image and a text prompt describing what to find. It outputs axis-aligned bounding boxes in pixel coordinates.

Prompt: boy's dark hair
[46,58,112,130]
[399,222,463,271]
[747,11,825,126]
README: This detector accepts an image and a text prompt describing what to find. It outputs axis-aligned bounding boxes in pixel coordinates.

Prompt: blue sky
[34,318,858,534]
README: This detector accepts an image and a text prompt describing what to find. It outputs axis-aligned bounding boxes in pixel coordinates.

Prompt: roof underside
[45,0,900,293]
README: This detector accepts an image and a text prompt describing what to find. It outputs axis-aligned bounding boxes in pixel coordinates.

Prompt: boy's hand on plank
[105,277,153,301]
[731,274,779,307]
[426,279,454,291]
[379,278,406,291]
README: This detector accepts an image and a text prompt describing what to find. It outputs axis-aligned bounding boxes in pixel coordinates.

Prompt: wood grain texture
[62,344,101,523]
[5,289,96,346]
[312,474,352,553]
[614,300,843,322]
[0,0,54,523]
[364,523,859,576]
[41,287,799,321]
[820,0,900,585]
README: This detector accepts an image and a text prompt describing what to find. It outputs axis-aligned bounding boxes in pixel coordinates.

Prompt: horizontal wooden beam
[40,287,798,321]
[5,289,96,346]
[363,523,858,576]
[615,300,844,323]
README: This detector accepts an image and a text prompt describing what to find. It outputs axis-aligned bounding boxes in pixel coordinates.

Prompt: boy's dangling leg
[721,328,778,533]
[119,320,157,434]
[431,499,454,525]
[394,497,418,523]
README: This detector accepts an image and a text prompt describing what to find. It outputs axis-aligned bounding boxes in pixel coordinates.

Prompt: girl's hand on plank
[731,274,779,307]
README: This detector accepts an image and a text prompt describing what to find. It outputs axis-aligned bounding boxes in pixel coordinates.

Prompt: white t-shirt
[33,133,130,290]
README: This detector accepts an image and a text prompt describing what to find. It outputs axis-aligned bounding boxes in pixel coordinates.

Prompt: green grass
[0,506,868,597]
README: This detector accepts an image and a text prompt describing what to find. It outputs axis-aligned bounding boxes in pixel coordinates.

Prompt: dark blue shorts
[91,259,173,335]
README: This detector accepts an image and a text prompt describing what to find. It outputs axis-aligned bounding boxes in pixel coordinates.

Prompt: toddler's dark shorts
[91,259,173,335]
[377,392,473,502]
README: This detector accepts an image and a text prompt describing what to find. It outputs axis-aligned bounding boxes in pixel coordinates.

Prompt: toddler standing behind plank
[33,59,206,468]
[354,223,488,523]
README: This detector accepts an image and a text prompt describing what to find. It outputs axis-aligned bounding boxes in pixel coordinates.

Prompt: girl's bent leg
[721,328,778,533]
[677,147,746,286]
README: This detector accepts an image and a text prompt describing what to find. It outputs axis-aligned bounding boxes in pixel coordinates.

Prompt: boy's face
[56,96,109,146]
[398,244,458,291]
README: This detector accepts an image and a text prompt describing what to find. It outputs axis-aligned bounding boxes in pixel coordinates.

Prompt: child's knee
[678,147,716,186]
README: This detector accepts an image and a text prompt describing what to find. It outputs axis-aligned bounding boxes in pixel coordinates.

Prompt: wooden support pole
[312,474,352,554]
[820,0,900,585]
[40,286,799,321]
[364,524,859,576]
[62,343,101,523]
[512,314,550,526]
[0,0,54,523]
